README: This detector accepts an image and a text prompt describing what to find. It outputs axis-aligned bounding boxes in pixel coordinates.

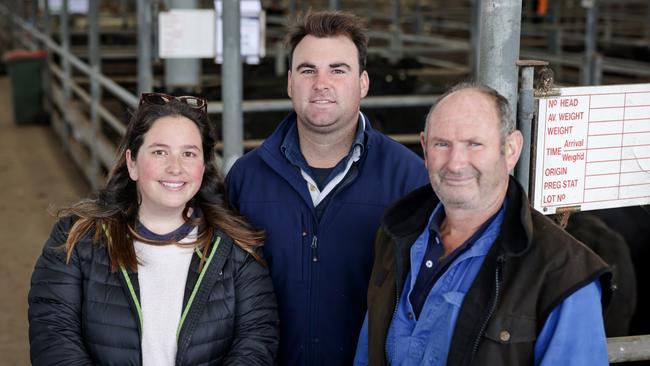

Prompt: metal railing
[0,4,442,188]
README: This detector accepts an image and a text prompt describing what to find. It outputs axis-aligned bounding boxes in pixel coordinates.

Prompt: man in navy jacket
[226,10,427,365]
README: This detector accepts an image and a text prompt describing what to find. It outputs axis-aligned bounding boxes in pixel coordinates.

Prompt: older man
[355,83,612,365]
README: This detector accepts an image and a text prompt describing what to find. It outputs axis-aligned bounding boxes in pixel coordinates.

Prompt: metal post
[274,40,285,76]
[646,1,650,41]
[366,0,376,26]
[222,0,243,172]
[43,0,53,115]
[389,0,402,64]
[603,2,611,42]
[515,61,547,194]
[288,0,296,18]
[120,0,129,28]
[413,0,423,35]
[31,0,38,40]
[550,0,563,81]
[164,0,201,93]
[470,0,481,79]
[593,54,603,86]
[329,0,339,10]
[582,0,598,85]
[16,0,24,23]
[61,0,71,100]
[478,0,522,114]
[5,1,14,49]
[88,0,102,189]
[137,0,153,95]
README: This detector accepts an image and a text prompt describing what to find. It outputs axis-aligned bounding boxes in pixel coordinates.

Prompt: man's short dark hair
[285,10,369,73]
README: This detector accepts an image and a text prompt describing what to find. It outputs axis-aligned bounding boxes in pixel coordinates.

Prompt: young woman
[28,93,278,365]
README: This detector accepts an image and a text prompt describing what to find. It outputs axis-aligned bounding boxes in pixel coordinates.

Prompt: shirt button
[499,330,511,342]
[407,313,413,319]
[425,260,433,268]
[302,231,307,237]
[309,184,316,192]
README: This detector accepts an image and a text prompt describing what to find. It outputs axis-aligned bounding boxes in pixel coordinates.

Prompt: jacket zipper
[469,255,504,363]
[311,235,319,262]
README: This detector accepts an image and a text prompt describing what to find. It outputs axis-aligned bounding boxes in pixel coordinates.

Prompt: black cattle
[565,212,637,337]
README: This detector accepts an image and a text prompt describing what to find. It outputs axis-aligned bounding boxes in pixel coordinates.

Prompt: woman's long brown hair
[59,101,264,272]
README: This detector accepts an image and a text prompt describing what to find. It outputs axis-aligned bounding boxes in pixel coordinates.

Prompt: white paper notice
[159,9,215,59]
[214,0,265,64]
[533,83,650,214]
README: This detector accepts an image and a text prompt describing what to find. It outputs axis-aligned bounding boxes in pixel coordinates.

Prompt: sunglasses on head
[139,92,208,115]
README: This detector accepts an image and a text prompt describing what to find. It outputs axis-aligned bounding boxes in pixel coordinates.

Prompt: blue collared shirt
[354,202,608,366]
[280,113,366,190]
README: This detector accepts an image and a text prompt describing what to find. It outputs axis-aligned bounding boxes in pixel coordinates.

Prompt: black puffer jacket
[28,216,279,365]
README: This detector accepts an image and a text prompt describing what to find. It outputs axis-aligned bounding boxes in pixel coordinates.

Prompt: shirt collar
[428,199,507,254]
[280,112,367,175]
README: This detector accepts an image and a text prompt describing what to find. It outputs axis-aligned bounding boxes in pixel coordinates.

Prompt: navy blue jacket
[226,112,428,365]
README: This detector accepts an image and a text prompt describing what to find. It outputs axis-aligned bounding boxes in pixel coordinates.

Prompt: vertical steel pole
[275,40,286,76]
[288,0,296,18]
[5,1,13,49]
[603,2,611,42]
[164,0,200,93]
[478,0,522,115]
[470,0,481,79]
[366,0,376,26]
[137,0,153,95]
[88,0,102,189]
[61,0,71,100]
[222,0,243,172]
[582,1,598,86]
[389,0,402,64]
[16,0,24,23]
[646,1,650,41]
[329,0,339,10]
[120,0,128,28]
[31,0,39,49]
[550,0,563,81]
[43,0,53,115]
[516,64,536,194]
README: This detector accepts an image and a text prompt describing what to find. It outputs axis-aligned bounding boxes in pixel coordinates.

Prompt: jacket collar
[260,111,376,159]
[382,176,533,257]
[255,111,377,210]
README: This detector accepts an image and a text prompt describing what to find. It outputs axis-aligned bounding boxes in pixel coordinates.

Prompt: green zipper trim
[176,236,221,340]
[120,265,144,330]
[102,224,143,332]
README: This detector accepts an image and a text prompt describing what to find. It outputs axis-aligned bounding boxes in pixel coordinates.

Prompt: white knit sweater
[133,228,197,366]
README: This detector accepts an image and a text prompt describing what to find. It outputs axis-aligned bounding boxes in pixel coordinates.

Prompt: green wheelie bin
[4,49,48,125]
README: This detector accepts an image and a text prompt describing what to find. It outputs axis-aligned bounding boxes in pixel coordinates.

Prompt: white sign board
[214,0,265,64]
[159,10,215,59]
[533,83,650,214]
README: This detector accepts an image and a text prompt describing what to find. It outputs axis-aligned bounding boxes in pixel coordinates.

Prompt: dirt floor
[0,76,90,365]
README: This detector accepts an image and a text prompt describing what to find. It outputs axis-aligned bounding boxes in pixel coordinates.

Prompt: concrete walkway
[0,76,89,365]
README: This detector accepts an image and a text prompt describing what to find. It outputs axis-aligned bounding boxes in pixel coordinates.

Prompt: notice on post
[532,83,650,214]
